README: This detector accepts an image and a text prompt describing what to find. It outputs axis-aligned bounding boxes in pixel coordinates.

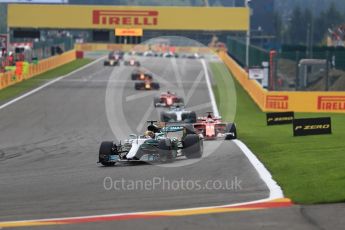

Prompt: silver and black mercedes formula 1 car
[98,122,203,166]
[160,106,197,123]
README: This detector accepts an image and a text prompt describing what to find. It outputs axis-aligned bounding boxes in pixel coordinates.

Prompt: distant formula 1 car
[163,52,179,58]
[135,77,160,90]
[104,51,121,66]
[193,112,237,140]
[98,121,203,166]
[154,91,184,108]
[131,69,153,81]
[143,51,159,57]
[124,58,140,67]
[186,53,203,59]
[160,106,197,123]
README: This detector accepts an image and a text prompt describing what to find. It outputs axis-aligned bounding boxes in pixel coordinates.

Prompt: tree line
[276,2,345,46]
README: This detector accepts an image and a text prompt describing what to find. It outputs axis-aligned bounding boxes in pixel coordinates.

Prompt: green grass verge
[0,59,92,102]
[211,62,345,204]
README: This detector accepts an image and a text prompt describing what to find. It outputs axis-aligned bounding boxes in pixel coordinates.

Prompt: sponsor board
[10,42,33,48]
[249,67,264,80]
[8,5,249,31]
[317,96,345,111]
[94,10,158,27]
[266,112,294,126]
[293,117,332,137]
[115,28,143,36]
[266,95,289,110]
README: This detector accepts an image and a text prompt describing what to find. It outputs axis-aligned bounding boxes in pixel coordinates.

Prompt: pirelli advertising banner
[8,4,249,31]
[265,92,345,113]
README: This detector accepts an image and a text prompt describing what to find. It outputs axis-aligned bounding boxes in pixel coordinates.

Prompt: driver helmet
[144,130,155,139]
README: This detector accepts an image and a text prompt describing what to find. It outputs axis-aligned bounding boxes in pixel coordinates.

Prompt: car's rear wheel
[152,83,160,90]
[178,98,185,105]
[135,82,143,90]
[183,134,203,159]
[131,74,138,80]
[161,112,177,122]
[158,139,174,163]
[225,123,237,140]
[99,141,116,166]
[182,112,197,123]
[184,124,196,135]
[154,97,161,107]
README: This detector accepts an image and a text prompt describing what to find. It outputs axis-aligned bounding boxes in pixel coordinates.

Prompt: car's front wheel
[183,134,203,159]
[158,139,174,163]
[99,141,116,166]
[225,123,237,140]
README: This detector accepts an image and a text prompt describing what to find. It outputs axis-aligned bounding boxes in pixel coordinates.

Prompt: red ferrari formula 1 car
[193,112,237,140]
[154,91,184,107]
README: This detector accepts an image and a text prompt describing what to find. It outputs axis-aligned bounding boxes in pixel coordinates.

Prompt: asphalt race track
[1,54,343,229]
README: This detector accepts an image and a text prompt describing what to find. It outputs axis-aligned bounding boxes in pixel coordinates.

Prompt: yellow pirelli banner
[219,51,345,113]
[8,4,249,31]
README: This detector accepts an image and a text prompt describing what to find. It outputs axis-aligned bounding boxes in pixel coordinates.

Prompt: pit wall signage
[293,117,332,137]
[8,4,249,31]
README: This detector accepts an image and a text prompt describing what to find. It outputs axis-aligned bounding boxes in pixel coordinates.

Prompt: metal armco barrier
[218,51,345,113]
[0,50,76,90]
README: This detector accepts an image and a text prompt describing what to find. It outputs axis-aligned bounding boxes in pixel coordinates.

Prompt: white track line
[201,59,284,200]
[201,59,220,117]
[0,56,105,111]
[233,140,284,199]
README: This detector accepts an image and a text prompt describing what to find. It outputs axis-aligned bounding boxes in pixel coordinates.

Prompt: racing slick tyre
[183,134,203,159]
[178,98,185,105]
[184,124,196,135]
[104,61,109,66]
[153,97,161,107]
[182,111,197,123]
[158,139,174,163]
[99,141,116,166]
[225,123,237,140]
[131,74,138,80]
[152,83,160,90]
[160,112,177,122]
[190,111,197,123]
[135,82,143,90]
